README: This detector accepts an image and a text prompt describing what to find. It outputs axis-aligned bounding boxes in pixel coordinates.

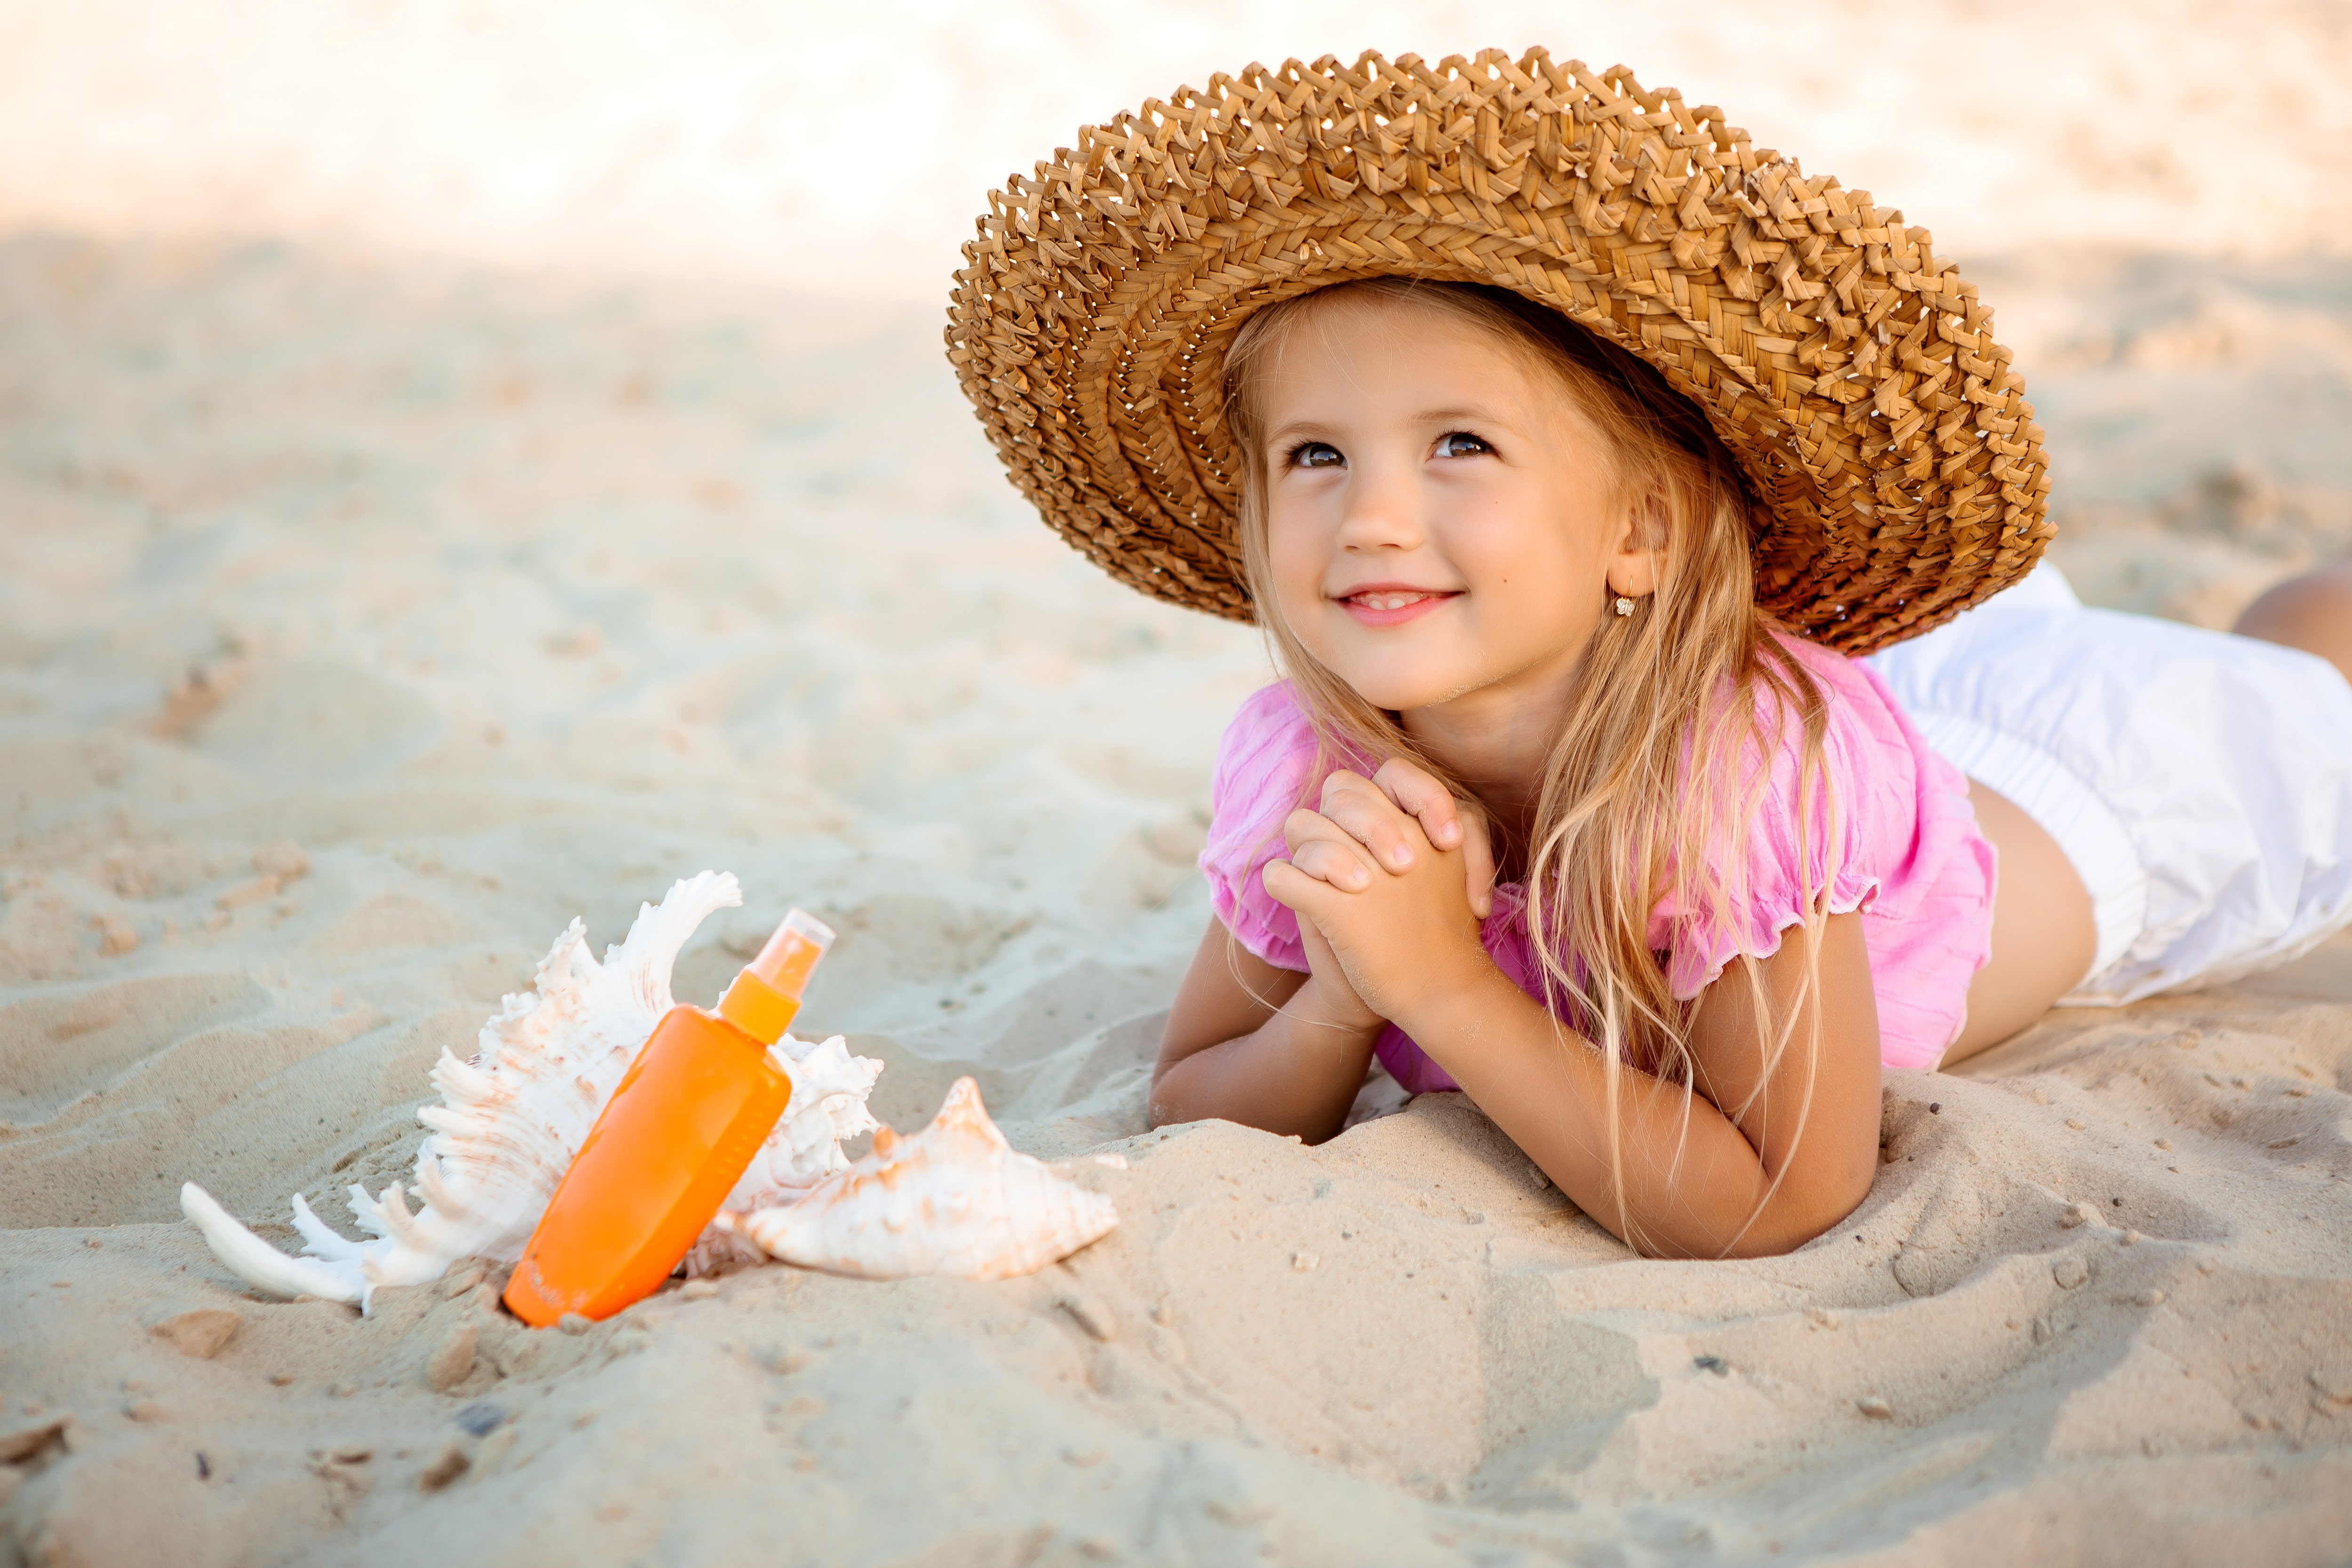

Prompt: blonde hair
[1222,278,1834,1254]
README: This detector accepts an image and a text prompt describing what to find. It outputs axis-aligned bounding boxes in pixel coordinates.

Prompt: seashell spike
[715,1077,1119,1281]
[181,871,883,1311]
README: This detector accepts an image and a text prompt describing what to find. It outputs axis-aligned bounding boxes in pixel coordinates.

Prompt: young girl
[947,51,2352,1258]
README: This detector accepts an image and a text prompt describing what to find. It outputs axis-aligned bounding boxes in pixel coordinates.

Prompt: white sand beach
[2,5,2349,1564]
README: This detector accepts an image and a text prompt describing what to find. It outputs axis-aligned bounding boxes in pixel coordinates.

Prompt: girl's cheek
[1266,513,1329,618]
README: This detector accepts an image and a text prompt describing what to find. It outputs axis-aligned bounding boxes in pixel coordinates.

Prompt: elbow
[1747,1161,1877,1258]
[1143,1060,1193,1131]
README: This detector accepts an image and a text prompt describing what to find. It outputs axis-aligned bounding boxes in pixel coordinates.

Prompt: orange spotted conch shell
[715,1077,1120,1280]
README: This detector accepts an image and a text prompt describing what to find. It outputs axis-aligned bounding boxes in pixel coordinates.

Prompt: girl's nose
[1333,460,1425,552]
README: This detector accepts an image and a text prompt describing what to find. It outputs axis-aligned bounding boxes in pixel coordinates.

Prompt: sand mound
[2,238,2348,1565]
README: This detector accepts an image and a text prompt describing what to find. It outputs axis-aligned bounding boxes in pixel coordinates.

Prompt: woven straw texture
[946,50,2052,653]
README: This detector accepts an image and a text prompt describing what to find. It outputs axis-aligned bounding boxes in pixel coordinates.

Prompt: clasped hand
[1259,759,1500,1031]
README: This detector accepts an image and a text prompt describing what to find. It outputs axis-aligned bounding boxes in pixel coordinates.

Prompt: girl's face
[1255,299,1644,717]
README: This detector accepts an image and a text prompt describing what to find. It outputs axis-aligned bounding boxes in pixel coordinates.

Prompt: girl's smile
[1334,582,1460,627]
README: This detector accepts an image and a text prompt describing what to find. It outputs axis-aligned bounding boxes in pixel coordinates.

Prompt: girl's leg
[2233,560,2352,685]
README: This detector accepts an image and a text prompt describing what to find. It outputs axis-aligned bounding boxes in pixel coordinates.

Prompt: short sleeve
[1197,683,1326,971]
[1644,639,1907,1000]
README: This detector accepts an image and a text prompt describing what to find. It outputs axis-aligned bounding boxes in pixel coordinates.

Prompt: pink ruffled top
[1197,634,1995,1085]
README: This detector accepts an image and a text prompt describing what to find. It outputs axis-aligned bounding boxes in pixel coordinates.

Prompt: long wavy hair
[1221,278,1836,1253]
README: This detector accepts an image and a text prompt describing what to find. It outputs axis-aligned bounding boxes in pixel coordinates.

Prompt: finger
[1282,809,1379,890]
[1289,838,1377,892]
[1261,858,1352,923]
[1371,758,1465,852]
[1458,806,1498,919]
[1316,772,1421,873]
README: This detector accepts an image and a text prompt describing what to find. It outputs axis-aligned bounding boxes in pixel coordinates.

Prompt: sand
[5,6,2352,1563]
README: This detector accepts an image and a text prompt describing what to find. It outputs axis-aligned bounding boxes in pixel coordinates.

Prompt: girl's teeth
[1359,592,1425,610]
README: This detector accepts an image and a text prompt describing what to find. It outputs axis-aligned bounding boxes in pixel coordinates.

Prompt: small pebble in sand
[2053,1258,2090,1290]
[328,1383,356,1398]
[2058,1203,2096,1229]
[124,1400,168,1423]
[455,1401,507,1438]
[1693,1356,1729,1377]
[2065,1119,2085,1131]
[95,915,139,956]
[426,1325,478,1393]
[1928,1103,1941,1115]
[270,1373,294,1387]
[1808,1308,1839,1329]
[333,1446,373,1464]
[1291,1252,1318,1273]
[2032,1317,2055,1344]
[151,1308,242,1360]
[2122,1230,2145,1246]
[680,1279,720,1300]
[2136,1289,2167,1307]
[557,1313,593,1336]
[1063,1446,1106,1468]
[418,1442,470,1493]
[2154,1138,2172,1150]
[1856,1397,1893,1420]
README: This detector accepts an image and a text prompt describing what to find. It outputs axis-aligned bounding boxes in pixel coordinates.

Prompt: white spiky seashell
[715,1077,1119,1281]
[180,871,881,1312]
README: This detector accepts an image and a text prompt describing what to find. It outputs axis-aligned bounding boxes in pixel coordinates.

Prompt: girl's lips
[1335,586,1459,628]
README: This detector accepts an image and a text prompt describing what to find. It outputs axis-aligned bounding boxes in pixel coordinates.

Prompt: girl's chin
[1314,658,1474,715]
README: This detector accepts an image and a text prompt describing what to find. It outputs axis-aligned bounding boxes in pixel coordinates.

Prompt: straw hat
[946,49,2051,654]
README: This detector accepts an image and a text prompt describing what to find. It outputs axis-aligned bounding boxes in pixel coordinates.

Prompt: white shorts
[1868,564,2352,1005]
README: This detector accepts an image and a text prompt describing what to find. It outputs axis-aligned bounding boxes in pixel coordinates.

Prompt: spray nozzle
[715,908,835,1045]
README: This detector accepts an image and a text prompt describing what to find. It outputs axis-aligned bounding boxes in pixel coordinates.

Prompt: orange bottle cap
[716,908,834,1044]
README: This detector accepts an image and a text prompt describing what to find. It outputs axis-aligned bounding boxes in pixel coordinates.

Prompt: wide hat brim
[946,49,2052,654]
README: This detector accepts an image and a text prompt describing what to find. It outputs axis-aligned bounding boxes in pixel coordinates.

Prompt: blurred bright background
[3,0,2349,300]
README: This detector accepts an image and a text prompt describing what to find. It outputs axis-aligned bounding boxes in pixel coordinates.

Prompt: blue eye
[1288,441,1344,470]
[1435,431,1492,458]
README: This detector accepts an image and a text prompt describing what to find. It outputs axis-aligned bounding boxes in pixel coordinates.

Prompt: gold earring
[1613,596,1635,617]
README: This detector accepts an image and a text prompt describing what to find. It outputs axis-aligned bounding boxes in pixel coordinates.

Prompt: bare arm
[1148,918,1379,1139]
[1267,773,1883,1257]
[1152,760,1500,1140]
[1386,910,1881,1256]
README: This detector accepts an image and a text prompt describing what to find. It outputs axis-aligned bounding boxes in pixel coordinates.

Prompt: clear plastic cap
[715,908,835,1044]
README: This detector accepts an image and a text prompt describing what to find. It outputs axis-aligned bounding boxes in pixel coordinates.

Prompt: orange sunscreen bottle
[503,908,835,1327]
